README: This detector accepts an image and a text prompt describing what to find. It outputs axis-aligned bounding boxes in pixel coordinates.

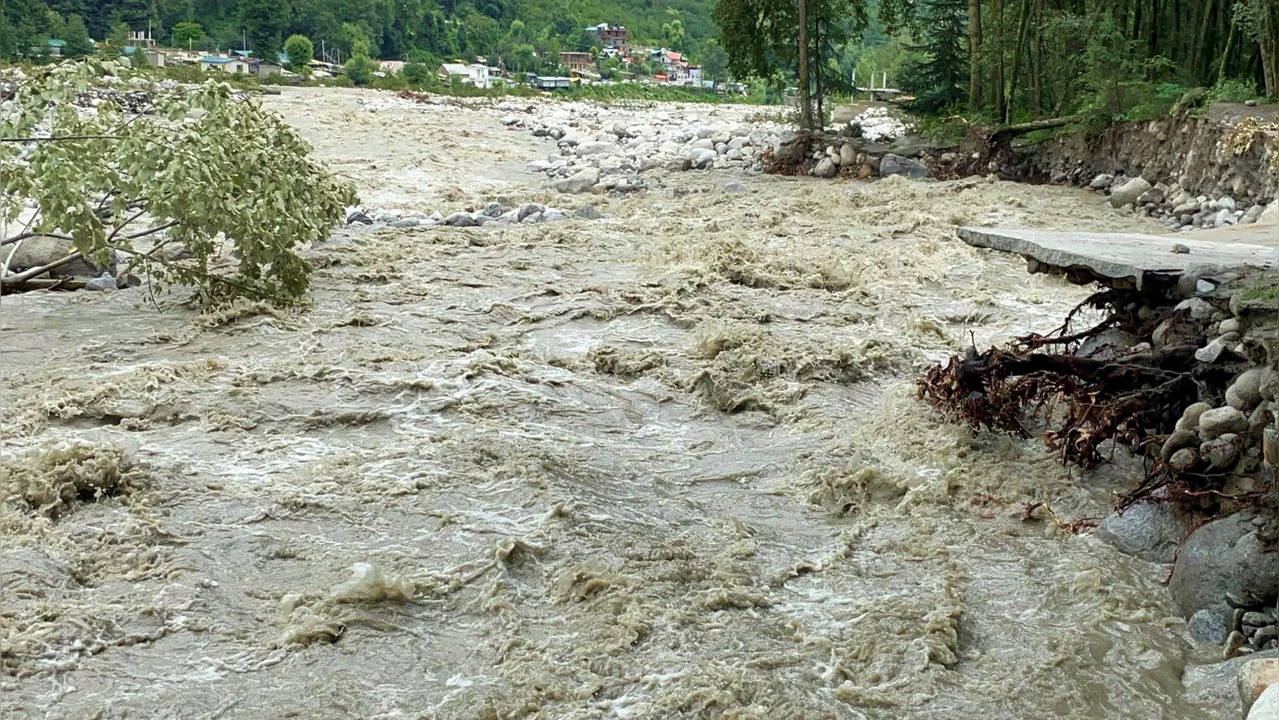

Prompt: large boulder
[1094,500,1193,563]
[4,235,117,278]
[812,157,838,179]
[1260,201,1279,225]
[1240,658,1279,716]
[1170,511,1279,619]
[878,153,930,179]
[1088,173,1114,189]
[1110,176,1152,208]
[1251,683,1279,720]
[688,148,718,170]
[839,143,857,166]
[554,166,600,193]
[771,130,807,166]
[575,140,616,157]
[442,212,478,227]
[1200,406,1249,440]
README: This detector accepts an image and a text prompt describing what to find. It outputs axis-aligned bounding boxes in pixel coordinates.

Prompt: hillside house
[438,63,491,88]
[255,58,284,78]
[559,52,593,74]
[585,23,628,50]
[130,30,155,48]
[42,39,66,56]
[200,54,251,73]
[529,75,572,90]
[123,46,168,66]
[658,50,690,79]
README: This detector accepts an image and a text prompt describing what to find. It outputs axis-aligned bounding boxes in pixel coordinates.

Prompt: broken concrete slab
[958,226,1278,290]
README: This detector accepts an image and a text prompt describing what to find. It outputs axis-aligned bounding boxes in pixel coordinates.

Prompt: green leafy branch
[0,60,356,306]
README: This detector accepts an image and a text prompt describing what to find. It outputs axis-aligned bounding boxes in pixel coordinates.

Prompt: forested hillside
[1,0,719,66]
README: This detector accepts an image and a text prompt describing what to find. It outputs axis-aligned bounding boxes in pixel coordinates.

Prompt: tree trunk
[798,0,812,130]
[1219,11,1237,86]
[814,17,824,129]
[1007,0,1032,123]
[1193,0,1214,78]
[1032,0,1043,117]
[992,0,1006,121]
[1262,0,1279,97]
[968,0,982,110]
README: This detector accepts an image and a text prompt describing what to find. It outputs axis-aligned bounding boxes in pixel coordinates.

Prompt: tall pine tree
[900,0,968,113]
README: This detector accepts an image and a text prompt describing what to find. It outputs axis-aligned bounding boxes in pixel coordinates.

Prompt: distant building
[123,45,167,67]
[255,60,283,78]
[200,54,251,73]
[652,49,689,80]
[585,23,628,50]
[529,75,572,91]
[438,62,491,88]
[130,30,155,48]
[43,39,66,56]
[559,52,593,74]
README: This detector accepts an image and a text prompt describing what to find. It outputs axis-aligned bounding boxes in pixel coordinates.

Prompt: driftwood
[0,277,87,293]
[918,289,1203,470]
[986,115,1081,144]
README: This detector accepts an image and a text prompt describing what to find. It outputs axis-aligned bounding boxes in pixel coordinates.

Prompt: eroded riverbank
[0,86,1241,718]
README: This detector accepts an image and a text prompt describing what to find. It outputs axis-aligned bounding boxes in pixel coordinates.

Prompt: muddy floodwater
[0,87,1234,718]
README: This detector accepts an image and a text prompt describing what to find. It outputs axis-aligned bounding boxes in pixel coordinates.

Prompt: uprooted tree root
[918,288,1247,512]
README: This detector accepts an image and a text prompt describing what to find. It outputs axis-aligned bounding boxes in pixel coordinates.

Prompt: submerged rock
[1095,500,1193,563]
[84,272,117,291]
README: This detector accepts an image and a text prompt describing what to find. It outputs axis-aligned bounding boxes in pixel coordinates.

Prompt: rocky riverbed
[0,85,1273,719]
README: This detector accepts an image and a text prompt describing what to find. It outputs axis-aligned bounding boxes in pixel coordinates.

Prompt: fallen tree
[0,60,356,305]
[919,281,1273,514]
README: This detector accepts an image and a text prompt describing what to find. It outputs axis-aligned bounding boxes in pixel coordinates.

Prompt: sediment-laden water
[0,87,1232,718]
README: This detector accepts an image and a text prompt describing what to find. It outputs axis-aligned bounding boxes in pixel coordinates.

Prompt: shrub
[343,54,374,86]
[1209,78,1259,104]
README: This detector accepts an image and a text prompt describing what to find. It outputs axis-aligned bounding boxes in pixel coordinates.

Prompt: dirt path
[0,87,1231,719]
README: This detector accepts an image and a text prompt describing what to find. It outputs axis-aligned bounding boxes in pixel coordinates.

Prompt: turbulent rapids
[0,87,1251,718]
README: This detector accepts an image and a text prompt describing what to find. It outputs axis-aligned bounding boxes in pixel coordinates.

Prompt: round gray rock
[1171,511,1279,618]
[1095,500,1193,563]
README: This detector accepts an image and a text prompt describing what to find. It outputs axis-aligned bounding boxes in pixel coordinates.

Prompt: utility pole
[797,0,812,130]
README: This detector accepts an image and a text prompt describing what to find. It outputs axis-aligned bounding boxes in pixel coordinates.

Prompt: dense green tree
[172,20,204,48]
[63,14,96,56]
[699,37,729,81]
[46,9,67,41]
[507,42,537,72]
[284,33,313,69]
[241,0,288,59]
[662,15,685,49]
[403,59,432,84]
[339,21,371,58]
[108,21,131,47]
